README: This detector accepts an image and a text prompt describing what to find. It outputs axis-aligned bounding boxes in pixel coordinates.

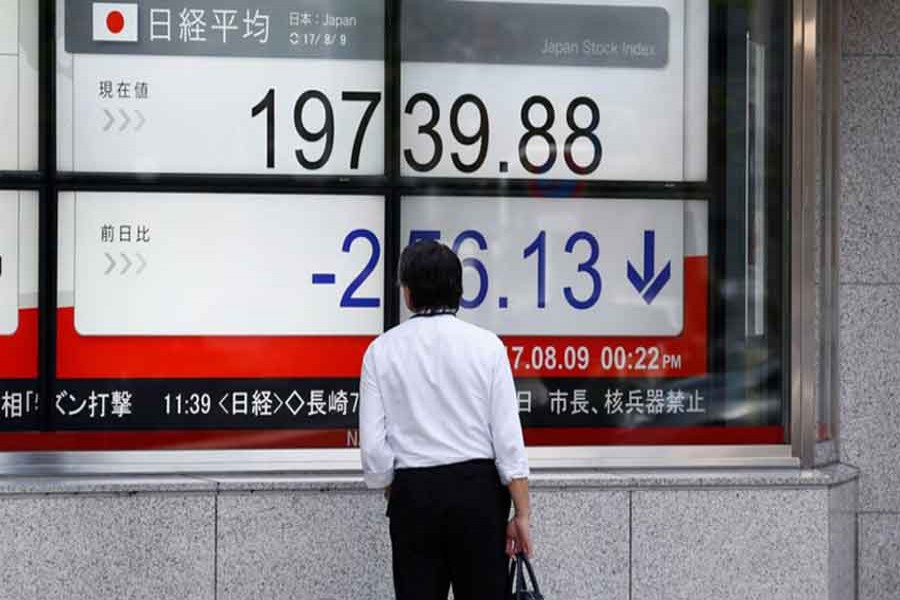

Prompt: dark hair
[398,240,463,311]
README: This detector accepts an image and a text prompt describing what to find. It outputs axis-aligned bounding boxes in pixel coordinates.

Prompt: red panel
[57,311,373,379]
[0,429,353,451]
[0,425,785,452]
[0,308,38,379]
[525,426,786,446]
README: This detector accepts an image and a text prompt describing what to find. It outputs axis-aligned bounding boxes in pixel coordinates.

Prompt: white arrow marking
[272,392,284,415]
[136,252,147,274]
[102,108,115,131]
[219,393,230,415]
[118,108,131,132]
[120,252,132,275]
[104,252,116,275]
[134,110,146,131]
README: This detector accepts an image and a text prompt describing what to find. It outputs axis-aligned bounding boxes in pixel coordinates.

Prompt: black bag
[508,552,544,600]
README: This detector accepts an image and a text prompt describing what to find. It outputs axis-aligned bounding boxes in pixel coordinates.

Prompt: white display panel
[0,0,39,170]
[19,192,38,310]
[0,193,19,334]
[0,190,35,336]
[401,0,708,181]
[401,196,684,336]
[0,58,17,168]
[0,0,15,54]
[73,193,384,336]
[57,0,385,175]
[64,56,384,174]
[684,0,708,181]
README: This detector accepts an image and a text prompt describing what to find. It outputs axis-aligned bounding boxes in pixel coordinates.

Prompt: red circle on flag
[106,10,125,34]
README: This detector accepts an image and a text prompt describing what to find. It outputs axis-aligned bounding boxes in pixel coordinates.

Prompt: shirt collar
[410,307,458,319]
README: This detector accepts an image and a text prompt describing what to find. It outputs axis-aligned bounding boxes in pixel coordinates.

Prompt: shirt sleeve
[359,344,395,489]
[489,341,530,485]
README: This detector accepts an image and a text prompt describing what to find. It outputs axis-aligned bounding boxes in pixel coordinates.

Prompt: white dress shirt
[359,313,529,489]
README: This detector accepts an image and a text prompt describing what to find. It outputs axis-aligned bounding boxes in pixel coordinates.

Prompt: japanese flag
[92,3,138,42]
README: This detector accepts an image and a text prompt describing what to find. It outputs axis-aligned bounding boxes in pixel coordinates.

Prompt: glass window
[401,0,708,181]
[397,0,790,447]
[0,191,39,430]
[56,0,385,175]
[0,0,39,171]
[0,0,812,458]
[52,191,383,448]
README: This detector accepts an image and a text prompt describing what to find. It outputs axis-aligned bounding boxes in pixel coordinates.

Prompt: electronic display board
[57,0,385,175]
[400,0,708,181]
[52,192,384,447]
[0,191,40,431]
[0,0,39,171]
[6,0,786,453]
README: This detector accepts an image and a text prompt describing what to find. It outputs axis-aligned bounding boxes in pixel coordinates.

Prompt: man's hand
[506,478,532,557]
[505,513,533,558]
[383,485,391,501]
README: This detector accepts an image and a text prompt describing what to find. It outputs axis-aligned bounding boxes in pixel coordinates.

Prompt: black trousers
[388,459,512,600]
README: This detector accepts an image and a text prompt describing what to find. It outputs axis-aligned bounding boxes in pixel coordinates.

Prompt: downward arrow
[118,109,131,132]
[120,252,132,275]
[104,252,116,275]
[102,108,115,131]
[627,230,672,305]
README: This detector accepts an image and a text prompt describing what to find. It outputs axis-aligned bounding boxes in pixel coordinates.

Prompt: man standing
[360,240,532,600]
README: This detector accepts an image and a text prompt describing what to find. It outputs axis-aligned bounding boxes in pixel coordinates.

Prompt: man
[360,240,532,600]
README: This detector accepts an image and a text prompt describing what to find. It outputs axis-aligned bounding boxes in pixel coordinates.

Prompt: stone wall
[0,470,855,600]
[841,1,900,598]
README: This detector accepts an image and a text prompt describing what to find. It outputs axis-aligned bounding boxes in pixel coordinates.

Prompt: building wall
[841,1,900,599]
[0,471,855,600]
[840,0,900,600]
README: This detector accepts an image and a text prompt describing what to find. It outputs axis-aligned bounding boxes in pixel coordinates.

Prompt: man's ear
[402,287,415,311]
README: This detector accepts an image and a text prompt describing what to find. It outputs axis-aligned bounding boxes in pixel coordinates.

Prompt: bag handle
[509,554,528,596]
[515,553,527,593]
[507,555,518,595]
[516,552,542,596]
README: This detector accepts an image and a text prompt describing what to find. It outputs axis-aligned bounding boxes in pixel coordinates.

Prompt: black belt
[395,458,496,475]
